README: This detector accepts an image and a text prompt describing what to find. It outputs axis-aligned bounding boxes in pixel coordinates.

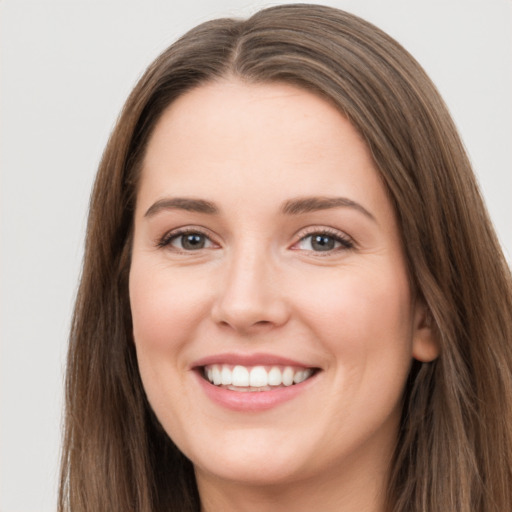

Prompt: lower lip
[194,371,318,412]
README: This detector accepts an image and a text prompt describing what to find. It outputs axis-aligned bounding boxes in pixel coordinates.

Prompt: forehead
[147,81,345,166]
[144,80,369,166]
[137,80,392,223]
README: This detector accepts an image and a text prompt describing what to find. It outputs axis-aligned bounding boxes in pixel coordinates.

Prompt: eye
[294,231,353,252]
[159,230,216,251]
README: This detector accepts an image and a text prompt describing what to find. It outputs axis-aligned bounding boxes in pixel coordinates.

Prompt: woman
[59,4,512,511]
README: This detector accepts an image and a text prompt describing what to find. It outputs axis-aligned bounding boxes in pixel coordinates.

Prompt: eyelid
[155,224,354,253]
[290,226,355,251]
[156,226,220,250]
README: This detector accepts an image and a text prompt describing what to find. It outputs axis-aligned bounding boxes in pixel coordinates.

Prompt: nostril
[210,279,291,332]
[216,318,274,333]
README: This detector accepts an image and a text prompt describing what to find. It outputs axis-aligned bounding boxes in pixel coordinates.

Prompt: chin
[179,425,318,486]
[194,451,311,487]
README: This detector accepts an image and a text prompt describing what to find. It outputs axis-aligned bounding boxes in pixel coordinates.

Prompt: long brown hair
[59,4,512,511]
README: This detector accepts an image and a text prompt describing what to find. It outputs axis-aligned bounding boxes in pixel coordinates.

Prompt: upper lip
[191,352,318,369]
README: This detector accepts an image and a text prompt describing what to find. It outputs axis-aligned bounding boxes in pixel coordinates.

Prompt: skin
[129,80,438,512]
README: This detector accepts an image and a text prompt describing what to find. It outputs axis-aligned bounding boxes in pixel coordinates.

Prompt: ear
[411,300,440,362]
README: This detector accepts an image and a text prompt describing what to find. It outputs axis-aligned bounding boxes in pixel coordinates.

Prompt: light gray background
[1,1,510,511]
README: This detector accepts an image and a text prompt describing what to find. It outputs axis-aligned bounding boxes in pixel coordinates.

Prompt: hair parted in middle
[60,4,512,512]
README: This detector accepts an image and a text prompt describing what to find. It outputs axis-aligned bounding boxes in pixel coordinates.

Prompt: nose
[211,248,290,335]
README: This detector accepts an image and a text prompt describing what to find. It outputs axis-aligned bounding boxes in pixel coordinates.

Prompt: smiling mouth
[201,364,318,392]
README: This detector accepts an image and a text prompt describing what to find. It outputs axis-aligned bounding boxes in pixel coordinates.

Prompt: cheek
[129,259,210,352]
[128,258,203,416]
[128,259,205,435]
[293,264,414,371]
[303,265,410,328]
[315,268,413,433]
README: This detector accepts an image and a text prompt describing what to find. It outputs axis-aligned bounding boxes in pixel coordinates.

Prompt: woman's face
[129,81,437,492]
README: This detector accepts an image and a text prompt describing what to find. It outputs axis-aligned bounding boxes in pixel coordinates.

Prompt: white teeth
[203,364,314,390]
[221,365,232,385]
[282,366,294,386]
[249,366,268,387]
[232,365,249,387]
[293,369,313,384]
[268,366,282,386]
[293,370,304,384]
[212,365,222,385]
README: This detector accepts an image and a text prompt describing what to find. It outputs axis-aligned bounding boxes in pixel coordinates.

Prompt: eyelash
[157,227,354,254]
[293,227,354,253]
[157,227,215,251]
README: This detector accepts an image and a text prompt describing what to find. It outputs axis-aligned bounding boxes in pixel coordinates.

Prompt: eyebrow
[281,196,376,221]
[144,195,375,221]
[144,197,218,217]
